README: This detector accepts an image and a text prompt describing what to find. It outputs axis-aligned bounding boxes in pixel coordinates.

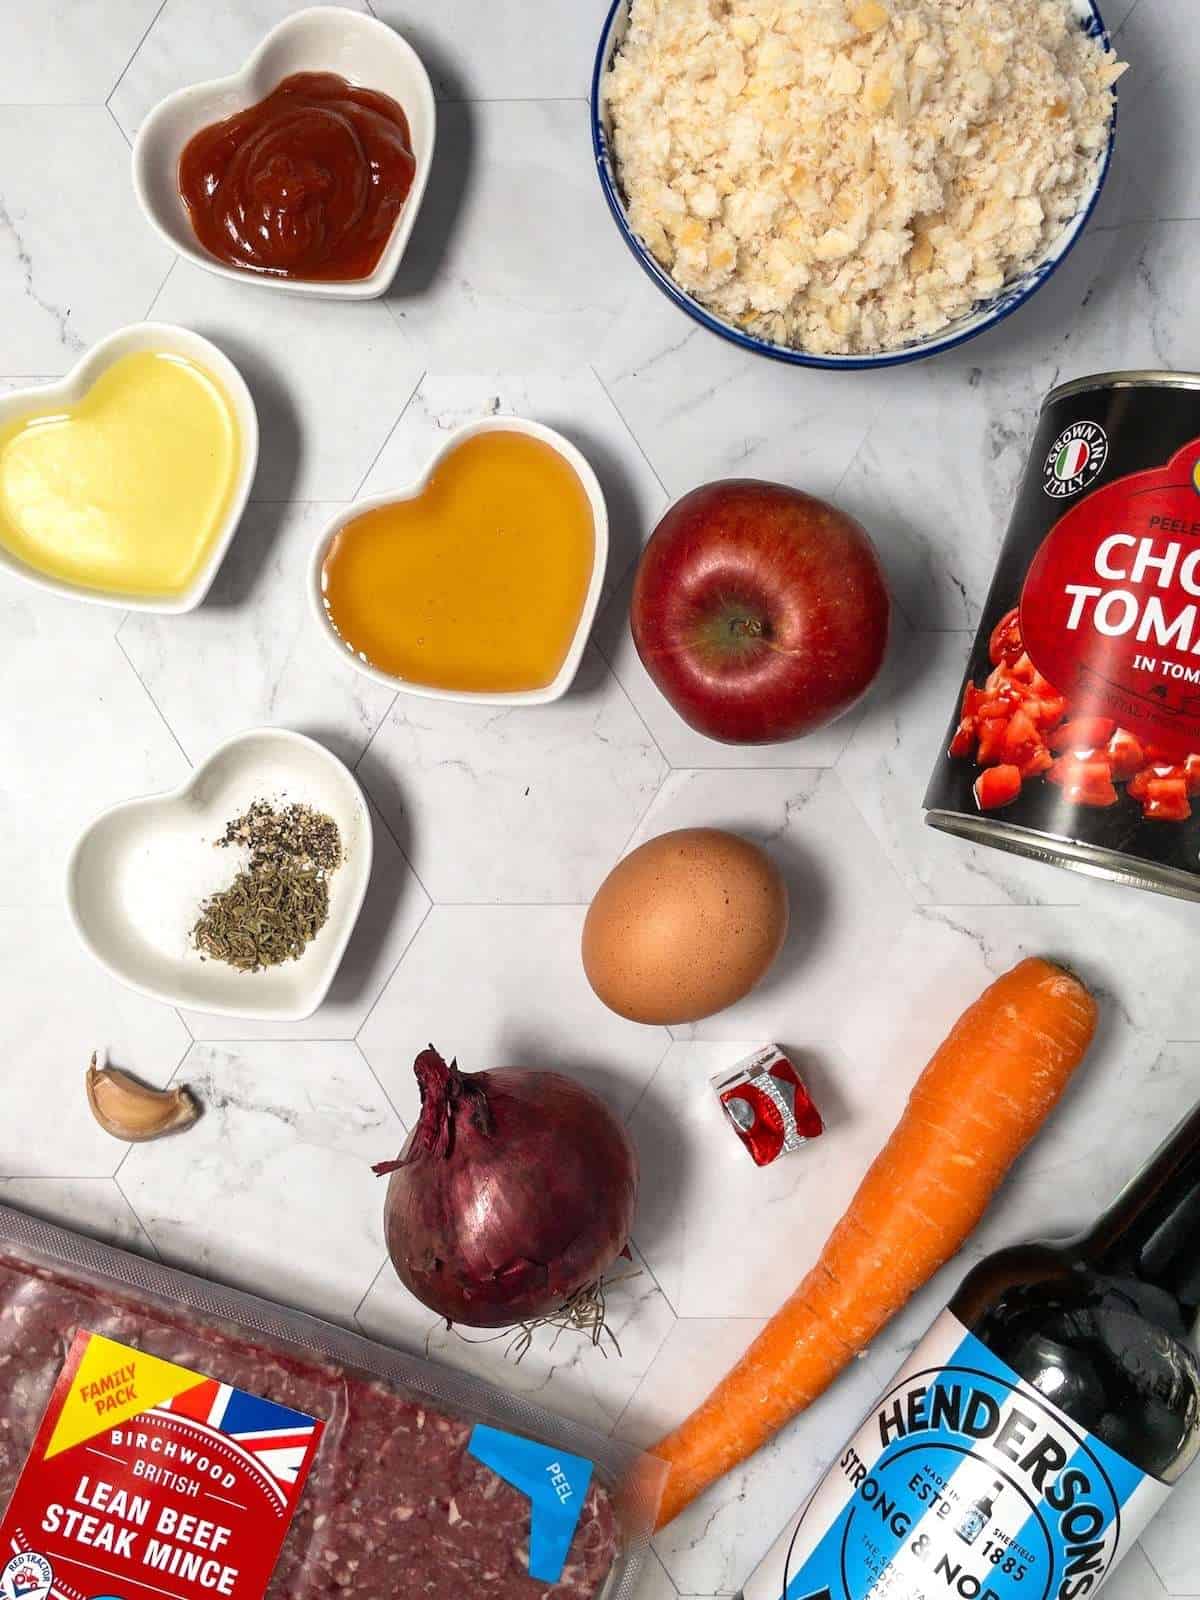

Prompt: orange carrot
[651,956,1097,1529]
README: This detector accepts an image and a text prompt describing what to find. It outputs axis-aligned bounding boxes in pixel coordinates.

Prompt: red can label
[0,1331,322,1600]
[1022,435,1200,759]
[927,380,1200,870]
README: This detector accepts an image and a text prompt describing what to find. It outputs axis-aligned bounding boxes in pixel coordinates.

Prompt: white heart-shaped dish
[307,416,610,706]
[0,322,257,613]
[66,729,373,1021]
[132,6,436,300]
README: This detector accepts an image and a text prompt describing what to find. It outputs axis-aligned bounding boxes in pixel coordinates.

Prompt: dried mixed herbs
[192,800,343,973]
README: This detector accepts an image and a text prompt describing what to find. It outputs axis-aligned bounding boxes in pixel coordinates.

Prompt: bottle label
[741,1310,1169,1600]
[0,1329,322,1600]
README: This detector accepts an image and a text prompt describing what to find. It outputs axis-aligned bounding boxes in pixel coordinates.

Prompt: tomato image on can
[926,371,1200,900]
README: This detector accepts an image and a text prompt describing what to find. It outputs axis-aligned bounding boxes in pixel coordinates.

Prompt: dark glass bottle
[739,1105,1200,1600]
[952,1103,1200,1484]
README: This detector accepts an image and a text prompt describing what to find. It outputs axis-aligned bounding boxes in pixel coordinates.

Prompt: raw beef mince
[0,1254,620,1600]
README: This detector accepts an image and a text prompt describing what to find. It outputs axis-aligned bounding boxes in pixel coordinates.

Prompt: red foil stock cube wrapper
[713,1047,824,1167]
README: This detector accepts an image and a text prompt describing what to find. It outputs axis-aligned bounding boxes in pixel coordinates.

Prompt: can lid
[1045,370,1200,407]
[924,810,1200,904]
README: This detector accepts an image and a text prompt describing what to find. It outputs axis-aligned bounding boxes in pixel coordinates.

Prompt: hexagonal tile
[151,263,423,500]
[356,371,669,598]
[631,1553,679,1600]
[1140,1466,1200,1597]
[615,1317,766,1452]
[594,319,890,503]
[356,1242,675,1436]
[367,1,600,101]
[357,645,666,904]
[108,0,372,141]
[631,1039,874,1319]
[387,101,654,371]
[624,768,911,1040]
[120,1041,403,1322]
[183,800,430,1041]
[638,1330,891,1595]
[834,904,1181,1200]
[0,2,163,104]
[0,905,190,1179]
[1076,871,1200,1046]
[1104,0,1194,229]
[595,564,867,769]
[0,1176,154,1254]
[1103,1548,1168,1600]
[836,627,1084,906]
[0,108,172,371]
[118,501,397,768]
[358,905,670,1123]
[0,636,189,906]
[835,373,1033,633]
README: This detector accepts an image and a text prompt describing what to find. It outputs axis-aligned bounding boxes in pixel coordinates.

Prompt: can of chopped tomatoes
[925,371,1200,901]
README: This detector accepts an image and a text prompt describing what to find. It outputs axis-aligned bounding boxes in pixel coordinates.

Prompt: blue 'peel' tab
[466,1424,595,1582]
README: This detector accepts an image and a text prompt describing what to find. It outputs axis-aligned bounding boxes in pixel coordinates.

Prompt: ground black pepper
[192,801,343,973]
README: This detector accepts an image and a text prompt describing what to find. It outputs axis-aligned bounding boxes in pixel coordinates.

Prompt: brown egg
[581,827,789,1024]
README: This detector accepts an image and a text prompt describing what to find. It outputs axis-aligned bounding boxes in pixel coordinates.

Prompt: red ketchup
[178,71,416,282]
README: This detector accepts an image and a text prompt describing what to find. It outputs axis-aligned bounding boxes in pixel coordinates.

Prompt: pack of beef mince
[0,1204,664,1600]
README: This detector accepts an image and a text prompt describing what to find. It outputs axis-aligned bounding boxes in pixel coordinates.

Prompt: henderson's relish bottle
[739,1104,1200,1600]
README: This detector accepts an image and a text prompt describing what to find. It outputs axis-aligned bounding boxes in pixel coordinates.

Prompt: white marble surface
[0,4,1194,1600]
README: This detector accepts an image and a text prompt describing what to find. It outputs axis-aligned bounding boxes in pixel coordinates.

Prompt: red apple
[630,480,890,744]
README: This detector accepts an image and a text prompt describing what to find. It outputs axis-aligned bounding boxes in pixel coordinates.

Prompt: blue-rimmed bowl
[591,0,1117,371]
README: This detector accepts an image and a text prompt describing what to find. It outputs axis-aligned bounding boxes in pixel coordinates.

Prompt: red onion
[374,1046,640,1328]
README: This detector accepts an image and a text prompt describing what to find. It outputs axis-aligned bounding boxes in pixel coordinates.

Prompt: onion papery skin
[380,1048,640,1328]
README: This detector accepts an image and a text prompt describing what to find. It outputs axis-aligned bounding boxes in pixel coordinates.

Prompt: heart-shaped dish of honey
[308,417,609,706]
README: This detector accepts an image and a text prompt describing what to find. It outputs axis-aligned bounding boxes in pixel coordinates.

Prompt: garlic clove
[85,1053,200,1142]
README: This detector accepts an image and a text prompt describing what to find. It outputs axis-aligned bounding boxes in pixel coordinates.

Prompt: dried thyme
[192,801,343,973]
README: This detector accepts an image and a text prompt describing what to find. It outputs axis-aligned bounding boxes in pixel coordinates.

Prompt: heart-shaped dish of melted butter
[0,323,257,613]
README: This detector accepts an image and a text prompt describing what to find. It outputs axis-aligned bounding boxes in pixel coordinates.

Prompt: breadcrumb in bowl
[591,0,1122,370]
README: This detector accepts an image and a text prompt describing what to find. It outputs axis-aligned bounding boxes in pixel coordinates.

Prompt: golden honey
[321,430,595,693]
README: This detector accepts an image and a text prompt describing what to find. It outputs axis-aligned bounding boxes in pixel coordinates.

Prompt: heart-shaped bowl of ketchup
[132,6,436,300]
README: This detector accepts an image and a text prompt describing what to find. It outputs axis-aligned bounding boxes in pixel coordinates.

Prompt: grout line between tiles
[351,1253,390,1327]
[353,1037,409,1130]
[351,893,434,1044]
[354,761,436,908]
[593,632,674,774]
[647,1549,681,1597]
[105,102,132,151]
[111,1169,164,1261]
[347,369,427,501]
[621,1032,675,1131]
[1112,0,1146,40]
[114,627,195,769]
[589,365,672,502]
[142,255,177,321]
[105,0,171,112]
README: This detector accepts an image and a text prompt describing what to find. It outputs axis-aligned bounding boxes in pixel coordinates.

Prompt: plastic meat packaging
[0,1203,664,1600]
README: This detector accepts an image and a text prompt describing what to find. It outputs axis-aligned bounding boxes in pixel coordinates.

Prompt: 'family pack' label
[0,1330,322,1600]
